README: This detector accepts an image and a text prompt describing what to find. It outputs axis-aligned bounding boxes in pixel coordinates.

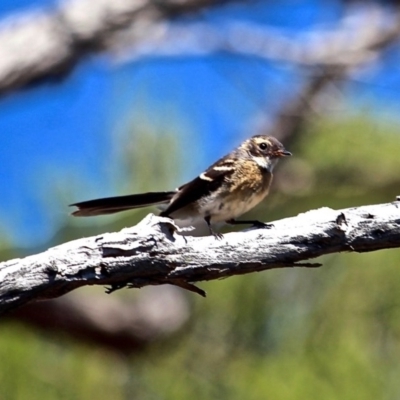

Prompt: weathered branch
[1,199,400,316]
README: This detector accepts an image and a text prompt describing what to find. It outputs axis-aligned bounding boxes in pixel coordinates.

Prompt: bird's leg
[204,216,223,239]
[226,218,274,229]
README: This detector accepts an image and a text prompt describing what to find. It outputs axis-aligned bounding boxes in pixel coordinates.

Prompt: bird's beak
[276,149,292,157]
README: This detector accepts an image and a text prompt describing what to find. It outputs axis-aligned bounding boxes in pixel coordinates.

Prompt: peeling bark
[1,199,400,315]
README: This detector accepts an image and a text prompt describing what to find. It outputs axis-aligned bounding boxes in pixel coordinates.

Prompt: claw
[253,222,274,229]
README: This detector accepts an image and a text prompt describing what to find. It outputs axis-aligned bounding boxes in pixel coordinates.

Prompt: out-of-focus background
[1,0,400,398]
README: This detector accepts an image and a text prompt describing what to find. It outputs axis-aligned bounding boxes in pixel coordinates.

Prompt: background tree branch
[0,0,239,95]
[1,198,399,316]
[2,0,400,99]
[3,286,190,353]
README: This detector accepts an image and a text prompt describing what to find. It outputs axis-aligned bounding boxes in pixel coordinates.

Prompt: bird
[70,135,291,238]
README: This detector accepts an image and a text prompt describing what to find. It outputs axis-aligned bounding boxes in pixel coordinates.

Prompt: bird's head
[241,135,292,171]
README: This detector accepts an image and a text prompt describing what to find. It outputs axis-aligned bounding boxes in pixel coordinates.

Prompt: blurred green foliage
[1,114,400,400]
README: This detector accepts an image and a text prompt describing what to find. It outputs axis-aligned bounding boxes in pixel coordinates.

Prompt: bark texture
[1,199,400,315]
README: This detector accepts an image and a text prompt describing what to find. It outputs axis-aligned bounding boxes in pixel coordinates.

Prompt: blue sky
[0,0,399,247]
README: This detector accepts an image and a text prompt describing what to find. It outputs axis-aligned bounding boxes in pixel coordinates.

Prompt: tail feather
[70,191,175,216]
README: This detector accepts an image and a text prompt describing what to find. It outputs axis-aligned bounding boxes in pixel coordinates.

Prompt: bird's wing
[161,159,235,217]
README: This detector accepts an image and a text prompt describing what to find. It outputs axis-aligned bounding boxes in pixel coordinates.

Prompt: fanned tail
[70,191,175,216]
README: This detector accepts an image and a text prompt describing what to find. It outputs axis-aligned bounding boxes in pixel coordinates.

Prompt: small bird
[70,135,291,238]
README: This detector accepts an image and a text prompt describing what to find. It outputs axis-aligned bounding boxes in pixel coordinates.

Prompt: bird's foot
[252,221,274,229]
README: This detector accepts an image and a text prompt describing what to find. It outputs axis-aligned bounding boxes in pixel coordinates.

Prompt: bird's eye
[259,142,268,150]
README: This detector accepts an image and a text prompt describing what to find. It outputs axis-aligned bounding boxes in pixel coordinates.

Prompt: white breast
[196,189,269,223]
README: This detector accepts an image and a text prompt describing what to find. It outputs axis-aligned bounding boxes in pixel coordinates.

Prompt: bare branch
[117,4,400,68]
[1,1,400,97]
[0,0,236,95]
[1,199,400,316]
